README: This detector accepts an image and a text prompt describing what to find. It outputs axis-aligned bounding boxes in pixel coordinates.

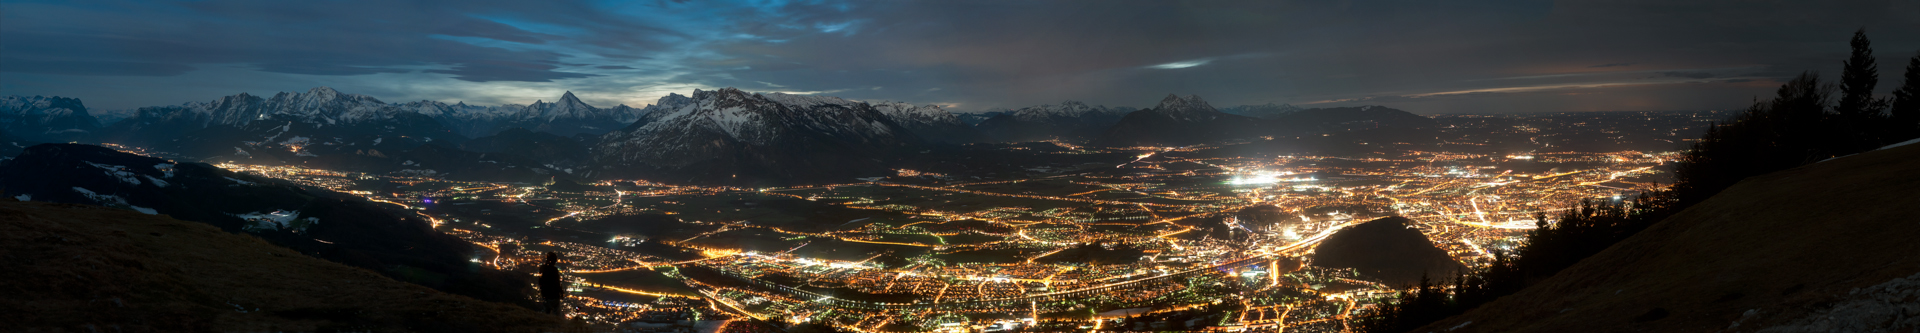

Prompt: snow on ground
[232,210,318,232]
[153,163,176,177]
[142,175,170,187]
[84,161,142,185]
[1877,137,1920,151]
[1819,137,1920,163]
[71,187,128,205]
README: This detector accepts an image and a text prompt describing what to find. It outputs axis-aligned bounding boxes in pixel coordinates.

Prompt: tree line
[1357,29,1920,333]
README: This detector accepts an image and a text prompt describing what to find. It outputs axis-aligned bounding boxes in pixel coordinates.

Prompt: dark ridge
[1311,216,1467,286]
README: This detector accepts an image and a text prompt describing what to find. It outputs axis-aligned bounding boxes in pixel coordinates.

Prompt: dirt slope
[0,200,568,333]
[1418,143,1920,332]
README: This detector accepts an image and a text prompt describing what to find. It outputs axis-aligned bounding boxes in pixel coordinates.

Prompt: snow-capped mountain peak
[1010,100,1110,121]
[591,87,925,184]
[1153,94,1216,116]
[0,95,101,142]
[761,92,861,110]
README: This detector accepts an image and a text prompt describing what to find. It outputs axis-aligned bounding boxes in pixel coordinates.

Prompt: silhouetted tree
[539,251,563,314]
[1838,29,1882,119]
[1837,29,1891,151]
[1673,72,1835,205]
[1891,53,1920,139]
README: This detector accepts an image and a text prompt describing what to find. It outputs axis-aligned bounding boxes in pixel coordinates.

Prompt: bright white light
[1147,59,1212,69]
[1228,171,1312,185]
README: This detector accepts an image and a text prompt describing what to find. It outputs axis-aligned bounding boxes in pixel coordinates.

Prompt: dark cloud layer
[0,0,671,82]
[2,0,1918,113]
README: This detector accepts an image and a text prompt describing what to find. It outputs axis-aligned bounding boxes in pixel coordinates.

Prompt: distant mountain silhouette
[1,95,102,143]
[1274,105,1437,132]
[1219,103,1304,119]
[973,101,1131,142]
[1092,94,1261,147]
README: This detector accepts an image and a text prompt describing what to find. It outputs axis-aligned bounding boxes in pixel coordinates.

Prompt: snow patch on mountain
[72,186,128,206]
[1008,101,1132,121]
[84,161,144,186]
[232,210,317,232]
[153,163,176,178]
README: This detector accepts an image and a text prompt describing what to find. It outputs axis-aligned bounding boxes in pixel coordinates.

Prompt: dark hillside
[1417,142,1920,332]
[1313,216,1467,286]
[0,199,568,332]
[461,127,591,165]
[0,143,535,307]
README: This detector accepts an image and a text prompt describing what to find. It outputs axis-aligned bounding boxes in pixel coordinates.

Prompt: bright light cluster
[1228,171,1314,185]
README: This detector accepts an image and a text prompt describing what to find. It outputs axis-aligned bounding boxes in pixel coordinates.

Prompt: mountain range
[973,101,1134,142]
[416,91,647,138]
[592,88,925,185]
[1094,94,1261,147]
[1093,95,1435,147]
[3,87,1433,185]
[1,95,101,143]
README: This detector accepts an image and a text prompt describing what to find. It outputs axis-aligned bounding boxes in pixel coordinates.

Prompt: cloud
[597,65,637,70]
[1146,59,1214,70]
[1589,62,1635,68]
[1661,71,1715,79]
[427,62,599,82]
[0,0,675,82]
[0,58,195,76]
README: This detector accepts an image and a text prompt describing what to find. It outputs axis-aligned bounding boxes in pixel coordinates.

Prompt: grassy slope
[1416,143,1920,332]
[0,200,569,333]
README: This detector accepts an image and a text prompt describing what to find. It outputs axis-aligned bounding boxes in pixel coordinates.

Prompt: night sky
[3,0,1917,114]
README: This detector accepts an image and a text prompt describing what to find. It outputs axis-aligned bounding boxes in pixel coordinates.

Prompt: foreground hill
[1418,142,1920,332]
[0,144,535,306]
[0,199,567,332]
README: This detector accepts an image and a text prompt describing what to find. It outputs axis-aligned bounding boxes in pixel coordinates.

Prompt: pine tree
[1837,29,1880,119]
[1836,29,1891,151]
[539,251,564,314]
[1890,53,1920,139]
